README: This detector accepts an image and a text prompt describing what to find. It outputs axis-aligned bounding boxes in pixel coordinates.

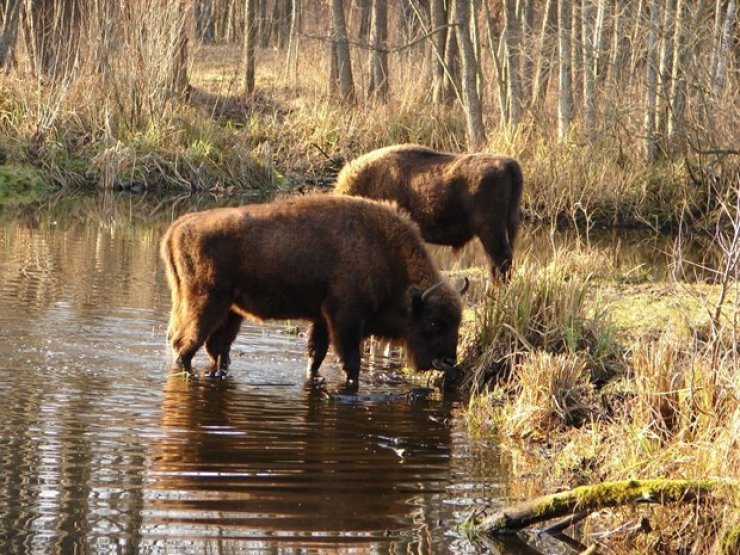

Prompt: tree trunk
[581,0,596,134]
[430,0,448,104]
[283,0,300,78]
[357,0,371,42]
[483,1,508,126]
[196,0,214,42]
[714,0,735,95]
[368,0,389,101]
[657,0,676,142]
[259,0,270,47]
[627,0,643,89]
[517,0,534,104]
[668,0,688,147]
[502,0,521,127]
[592,0,606,78]
[442,2,461,105]
[558,0,574,141]
[710,0,724,80]
[331,0,355,103]
[531,0,556,106]
[243,0,256,94]
[0,0,21,68]
[570,0,582,107]
[457,0,486,148]
[644,0,660,161]
[608,0,627,84]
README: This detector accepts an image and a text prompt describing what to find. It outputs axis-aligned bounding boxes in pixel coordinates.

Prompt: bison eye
[427,318,445,334]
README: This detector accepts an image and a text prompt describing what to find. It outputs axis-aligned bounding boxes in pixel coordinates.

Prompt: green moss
[0,164,55,206]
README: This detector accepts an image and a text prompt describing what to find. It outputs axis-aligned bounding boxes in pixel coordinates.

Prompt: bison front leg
[477,225,513,282]
[306,320,329,382]
[205,310,243,374]
[329,320,363,392]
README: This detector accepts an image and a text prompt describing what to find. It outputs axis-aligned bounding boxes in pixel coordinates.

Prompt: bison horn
[457,276,470,295]
[420,281,445,303]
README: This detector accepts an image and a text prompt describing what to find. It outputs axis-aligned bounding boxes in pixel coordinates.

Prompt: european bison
[160,195,468,390]
[334,144,524,280]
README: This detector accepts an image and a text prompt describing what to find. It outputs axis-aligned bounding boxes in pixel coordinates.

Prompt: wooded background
[0,1,736,162]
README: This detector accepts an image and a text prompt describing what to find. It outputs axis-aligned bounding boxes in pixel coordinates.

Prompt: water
[0,193,513,554]
[0,192,717,554]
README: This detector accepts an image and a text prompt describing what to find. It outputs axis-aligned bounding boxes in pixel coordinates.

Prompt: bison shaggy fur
[160,195,465,390]
[334,144,524,280]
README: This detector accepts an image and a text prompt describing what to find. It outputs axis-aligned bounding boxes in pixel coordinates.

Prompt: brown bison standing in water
[160,195,468,390]
[334,144,524,280]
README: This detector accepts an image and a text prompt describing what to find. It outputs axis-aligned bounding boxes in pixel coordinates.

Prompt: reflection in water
[143,374,456,550]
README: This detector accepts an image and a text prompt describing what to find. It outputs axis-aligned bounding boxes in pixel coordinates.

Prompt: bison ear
[407,286,424,314]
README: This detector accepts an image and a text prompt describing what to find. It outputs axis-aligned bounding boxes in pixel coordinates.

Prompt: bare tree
[368,0,388,101]
[430,0,448,103]
[243,0,256,94]
[196,0,214,42]
[442,3,461,105]
[531,0,556,106]
[558,0,574,140]
[518,0,534,103]
[657,0,676,138]
[581,0,596,134]
[714,0,735,95]
[592,0,606,77]
[668,0,689,147]
[356,0,371,41]
[644,0,660,161]
[502,0,521,127]
[457,0,486,148]
[331,0,355,102]
[608,0,628,84]
[0,0,21,68]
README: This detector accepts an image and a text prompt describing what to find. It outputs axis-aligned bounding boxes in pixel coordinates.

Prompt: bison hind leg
[205,310,244,374]
[171,293,233,372]
[306,320,329,383]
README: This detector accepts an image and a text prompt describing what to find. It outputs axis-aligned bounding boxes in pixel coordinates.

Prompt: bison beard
[160,195,466,391]
[334,144,524,281]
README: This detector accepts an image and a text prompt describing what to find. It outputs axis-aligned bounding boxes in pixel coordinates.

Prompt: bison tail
[160,230,181,342]
[507,159,524,249]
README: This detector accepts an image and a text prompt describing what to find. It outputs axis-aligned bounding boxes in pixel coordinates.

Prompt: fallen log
[473,479,732,537]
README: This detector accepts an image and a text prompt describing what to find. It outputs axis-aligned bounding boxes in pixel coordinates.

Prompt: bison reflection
[147,374,453,546]
[160,195,467,390]
[335,144,524,280]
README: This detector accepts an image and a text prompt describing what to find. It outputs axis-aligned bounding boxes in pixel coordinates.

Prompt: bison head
[404,278,468,372]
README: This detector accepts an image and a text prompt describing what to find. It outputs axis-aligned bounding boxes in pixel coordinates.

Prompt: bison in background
[160,195,468,391]
[334,144,524,280]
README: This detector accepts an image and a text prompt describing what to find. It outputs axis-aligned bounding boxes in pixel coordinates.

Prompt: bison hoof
[206,369,228,379]
[343,379,359,394]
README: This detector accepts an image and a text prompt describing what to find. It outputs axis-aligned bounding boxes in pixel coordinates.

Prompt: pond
[0,192,715,554]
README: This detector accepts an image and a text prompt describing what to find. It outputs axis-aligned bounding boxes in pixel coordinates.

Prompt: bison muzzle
[334,143,524,280]
[160,195,468,391]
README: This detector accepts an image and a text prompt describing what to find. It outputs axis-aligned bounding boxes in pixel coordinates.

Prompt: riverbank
[1,44,738,233]
[459,246,739,554]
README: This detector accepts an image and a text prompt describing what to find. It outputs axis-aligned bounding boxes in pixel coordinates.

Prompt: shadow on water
[0,191,722,553]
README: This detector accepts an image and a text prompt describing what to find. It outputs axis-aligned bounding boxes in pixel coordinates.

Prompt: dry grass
[462,244,739,554]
